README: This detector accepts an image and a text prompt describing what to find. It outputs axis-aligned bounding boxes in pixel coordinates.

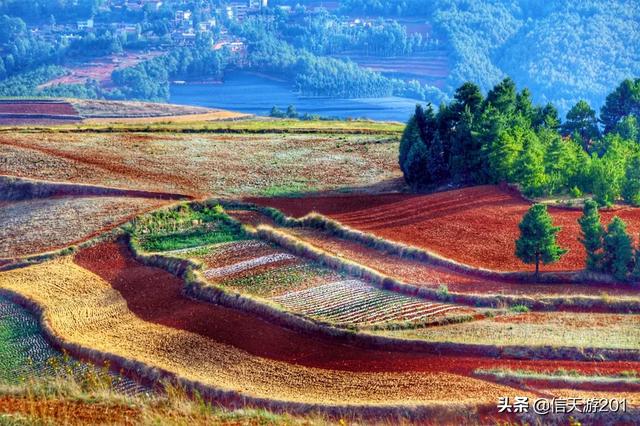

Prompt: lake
[169,72,419,122]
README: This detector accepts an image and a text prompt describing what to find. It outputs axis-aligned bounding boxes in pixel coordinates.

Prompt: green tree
[602,217,634,281]
[622,155,640,206]
[515,88,535,122]
[533,103,560,131]
[399,113,420,177]
[614,115,639,144]
[427,133,447,182]
[488,123,525,183]
[600,78,640,134]
[578,199,604,272]
[543,131,578,193]
[404,138,430,190]
[448,107,477,182]
[515,132,547,197]
[562,100,600,151]
[485,77,517,115]
[515,204,567,277]
[451,81,483,116]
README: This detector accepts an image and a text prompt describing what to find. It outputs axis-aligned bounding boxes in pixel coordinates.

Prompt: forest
[400,77,640,208]
[0,0,637,109]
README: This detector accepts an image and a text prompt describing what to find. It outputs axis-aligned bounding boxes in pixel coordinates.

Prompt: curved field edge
[0,260,518,422]
[126,221,640,361]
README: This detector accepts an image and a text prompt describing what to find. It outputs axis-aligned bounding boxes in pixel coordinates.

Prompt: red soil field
[73,241,640,377]
[248,185,640,272]
[278,227,640,298]
[0,102,78,116]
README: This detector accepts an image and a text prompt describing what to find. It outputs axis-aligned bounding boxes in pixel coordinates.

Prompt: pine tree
[399,113,420,177]
[515,204,567,278]
[621,155,640,206]
[486,77,517,116]
[562,100,600,151]
[427,133,447,182]
[449,107,475,182]
[404,138,430,190]
[602,217,634,281]
[578,200,604,272]
[544,132,577,193]
[488,125,524,183]
[515,131,547,197]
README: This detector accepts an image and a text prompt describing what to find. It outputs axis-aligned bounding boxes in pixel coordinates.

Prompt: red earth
[73,241,640,378]
[247,185,640,272]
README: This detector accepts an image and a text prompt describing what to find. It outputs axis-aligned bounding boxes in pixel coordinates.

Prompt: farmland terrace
[247,185,640,272]
[0,117,638,423]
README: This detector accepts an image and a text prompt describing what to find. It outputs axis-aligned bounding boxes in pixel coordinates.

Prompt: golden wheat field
[0,258,527,407]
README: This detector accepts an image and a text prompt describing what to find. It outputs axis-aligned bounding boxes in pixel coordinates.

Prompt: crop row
[273,280,460,325]
[203,253,297,279]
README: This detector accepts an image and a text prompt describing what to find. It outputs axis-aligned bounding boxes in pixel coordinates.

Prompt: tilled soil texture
[0,247,534,408]
[71,242,640,378]
[0,133,401,198]
[0,196,167,258]
[0,396,139,425]
[279,227,640,297]
[249,185,640,272]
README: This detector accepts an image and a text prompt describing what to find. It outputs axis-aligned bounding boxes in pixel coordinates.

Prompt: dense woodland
[400,77,640,207]
[0,0,637,109]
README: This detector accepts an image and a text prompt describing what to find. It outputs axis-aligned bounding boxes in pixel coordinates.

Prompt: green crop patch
[129,203,248,252]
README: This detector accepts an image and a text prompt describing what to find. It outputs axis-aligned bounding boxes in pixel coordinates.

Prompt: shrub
[436,284,451,301]
[509,304,530,313]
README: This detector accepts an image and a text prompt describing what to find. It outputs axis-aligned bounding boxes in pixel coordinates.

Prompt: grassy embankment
[1,118,405,135]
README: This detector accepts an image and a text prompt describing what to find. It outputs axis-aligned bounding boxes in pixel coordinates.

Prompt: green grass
[139,225,247,252]
[260,181,320,198]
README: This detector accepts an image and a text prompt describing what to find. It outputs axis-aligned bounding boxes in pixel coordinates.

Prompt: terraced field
[267,225,640,298]
[0,130,401,197]
[151,210,467,325]
[382,311,640,350]
[249,185,640,272]
[273,280,465,326]
[0,295,147,394]
[1,116,639,423]
[0,248,534,411]
[0,196,168,259]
